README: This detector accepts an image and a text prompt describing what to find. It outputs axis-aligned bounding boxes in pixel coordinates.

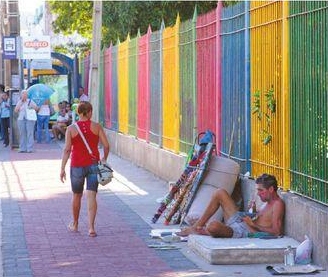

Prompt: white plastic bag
[295,235,313,265]
[26,107,37,121]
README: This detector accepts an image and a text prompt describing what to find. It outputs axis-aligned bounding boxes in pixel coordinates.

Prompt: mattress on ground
[185,156,240,225]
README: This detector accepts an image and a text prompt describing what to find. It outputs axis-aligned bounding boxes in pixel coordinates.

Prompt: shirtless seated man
[177,173,285,238]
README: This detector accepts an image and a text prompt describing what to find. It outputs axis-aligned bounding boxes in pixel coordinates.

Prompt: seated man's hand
[242,216,255,227]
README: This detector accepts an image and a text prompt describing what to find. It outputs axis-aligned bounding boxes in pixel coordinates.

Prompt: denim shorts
[70,164,99,193]
[226,212,250,238]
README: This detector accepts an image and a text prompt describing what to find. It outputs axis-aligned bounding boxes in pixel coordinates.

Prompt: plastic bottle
[284,245,295,266]
[248,200,256,214]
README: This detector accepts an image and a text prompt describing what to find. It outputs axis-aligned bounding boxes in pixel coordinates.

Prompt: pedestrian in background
[78,86,89,102]
[36,99,51,143]
[60,101,110,237]
[51,107,69,140]
[0,90,10,147]
[0,84,5,140]
[14,90,38,153]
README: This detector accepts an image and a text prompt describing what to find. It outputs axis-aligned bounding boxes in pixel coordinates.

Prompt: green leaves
[49,1,217,48]
[252,87,276,145]
[49,1,93,39]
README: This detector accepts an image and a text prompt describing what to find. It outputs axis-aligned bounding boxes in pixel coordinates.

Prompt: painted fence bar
[149,26,163,146]
[104,46,112,129]
[289,2,328,202]
[179,12,197,154]
[220,1,249,173]
[249,1,287,186]
[118,36,129,134]
[110,44,119,131]
[162,16,180,153]
[98,49,105,126]
[128,35,138,137]
[137,27,151,141]
[83,53,90,94]
[196,9,218,145]
[79,56,85,89]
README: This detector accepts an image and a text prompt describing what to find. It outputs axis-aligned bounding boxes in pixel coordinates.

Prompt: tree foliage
[49,1,220,49]
[49,1,93,39]
[102,1,217,45]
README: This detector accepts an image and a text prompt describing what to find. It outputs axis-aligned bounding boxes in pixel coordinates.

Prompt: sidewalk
[0,141,324,277]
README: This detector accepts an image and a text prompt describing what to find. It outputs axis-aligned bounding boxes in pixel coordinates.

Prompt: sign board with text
[22,36,51,60]
[2,36,17,59]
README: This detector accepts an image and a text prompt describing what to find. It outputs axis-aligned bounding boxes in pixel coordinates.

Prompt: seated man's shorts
[226,212,250,238]
[70,164,98,193]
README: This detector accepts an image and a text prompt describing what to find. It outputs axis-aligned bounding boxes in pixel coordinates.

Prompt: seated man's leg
[52,125,59,139]
[177,188,239,237]
[58,125,67,135]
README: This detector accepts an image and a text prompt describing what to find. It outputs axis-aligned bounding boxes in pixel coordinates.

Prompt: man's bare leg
[177,188,238,237]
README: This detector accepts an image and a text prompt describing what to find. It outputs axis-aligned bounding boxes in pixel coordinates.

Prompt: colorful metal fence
[104,46,112,129]
[83,54,90,94]
[162,16,180,153]
[149,27,163,146]
[110,44,119,131]
[220,1,249,173]
[118,37,129,134]
[137,27,151,141]
[98,49,105,126]
[289,2,328,202]
[249,1,289,187]
[179,14,197,154]
[196,9,219,145]
[128,35,138,136]
[79,1,328,204]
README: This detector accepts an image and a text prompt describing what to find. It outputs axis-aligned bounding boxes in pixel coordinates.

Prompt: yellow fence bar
[250,1,289,188]
[118,35,130,134]
[162,15,180,153]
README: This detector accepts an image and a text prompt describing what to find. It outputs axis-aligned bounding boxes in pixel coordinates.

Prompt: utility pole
[88,1,102,122]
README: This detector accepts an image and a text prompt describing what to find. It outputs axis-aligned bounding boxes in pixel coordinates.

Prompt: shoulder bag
[26,100,37,121]
[74,123,113,186]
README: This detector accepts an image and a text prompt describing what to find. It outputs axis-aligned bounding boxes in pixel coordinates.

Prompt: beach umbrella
[27,84,55,106]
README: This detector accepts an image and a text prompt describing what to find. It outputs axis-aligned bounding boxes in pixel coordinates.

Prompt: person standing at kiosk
[14,90,38,153]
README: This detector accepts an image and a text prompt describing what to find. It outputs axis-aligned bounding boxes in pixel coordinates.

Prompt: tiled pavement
[2,141,324,277]
[0,142,204,277]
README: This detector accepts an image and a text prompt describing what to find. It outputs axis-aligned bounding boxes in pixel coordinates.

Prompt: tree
[49,1,219,50]
[49,1,93,40]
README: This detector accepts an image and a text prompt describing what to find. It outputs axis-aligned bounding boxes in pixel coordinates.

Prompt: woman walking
[14,90,38,153]
[60,101,110,237]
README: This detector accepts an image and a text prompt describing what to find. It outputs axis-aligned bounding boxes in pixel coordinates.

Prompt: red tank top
[71,120,100,167]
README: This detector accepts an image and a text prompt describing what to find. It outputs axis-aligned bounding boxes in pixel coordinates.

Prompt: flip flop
[89,231,97,237]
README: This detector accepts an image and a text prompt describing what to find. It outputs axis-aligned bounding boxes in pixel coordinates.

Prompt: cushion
[185,156,240,225]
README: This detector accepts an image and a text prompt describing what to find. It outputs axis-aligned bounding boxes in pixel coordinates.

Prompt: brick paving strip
[0,143,202,277]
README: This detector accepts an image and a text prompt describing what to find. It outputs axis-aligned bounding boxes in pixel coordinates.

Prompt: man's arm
[243,200,285,236]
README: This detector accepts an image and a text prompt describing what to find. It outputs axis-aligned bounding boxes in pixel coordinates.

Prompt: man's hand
[242,216,255,228]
